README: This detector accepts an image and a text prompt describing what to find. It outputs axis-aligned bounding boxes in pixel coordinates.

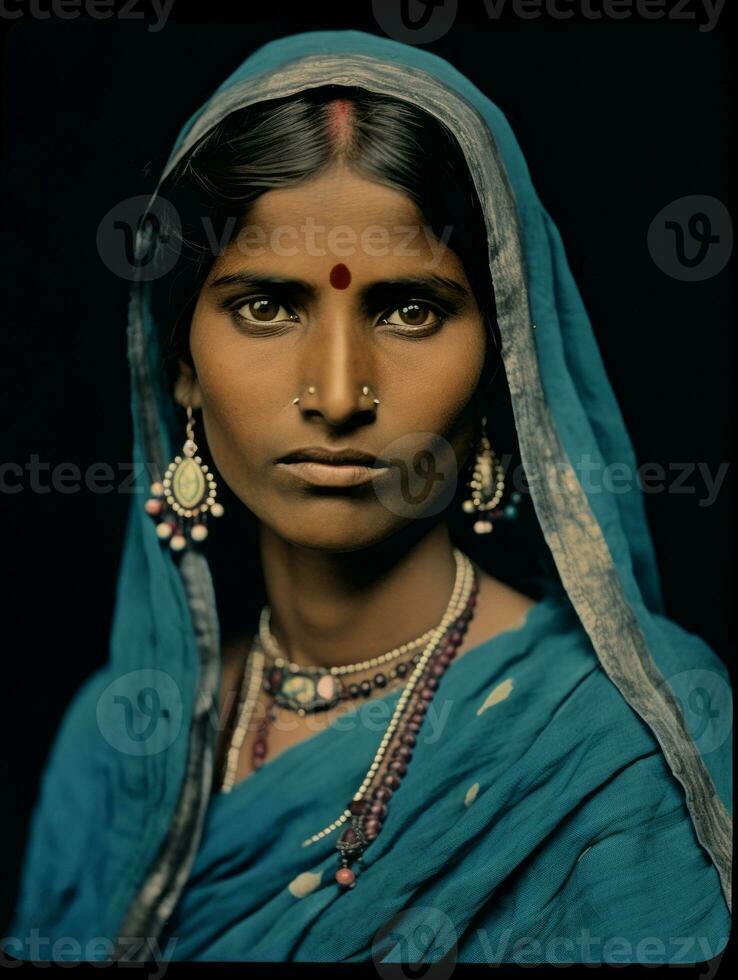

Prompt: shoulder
[563,744,731,961]
[645,612,733,818]
[8,665,114,937]
[538,608,733,956]
[46,664,113,766]
[460,739,731,963]
[20,662,122,846]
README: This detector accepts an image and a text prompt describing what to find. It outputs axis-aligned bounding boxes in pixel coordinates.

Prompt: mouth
[275,447,390,488]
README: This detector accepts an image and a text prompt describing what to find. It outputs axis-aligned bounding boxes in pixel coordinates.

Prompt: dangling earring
[460,416,520,534]
[145,405,224,552]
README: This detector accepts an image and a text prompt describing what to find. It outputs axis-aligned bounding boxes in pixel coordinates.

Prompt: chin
[269,503,406,553]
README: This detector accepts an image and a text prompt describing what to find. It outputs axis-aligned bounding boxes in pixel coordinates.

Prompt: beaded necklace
[259,606,435,714]
[220,548,479,888]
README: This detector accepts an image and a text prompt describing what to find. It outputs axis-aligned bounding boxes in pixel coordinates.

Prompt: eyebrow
[208,271,470,311]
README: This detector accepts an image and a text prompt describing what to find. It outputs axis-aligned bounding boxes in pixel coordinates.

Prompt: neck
[258,520,460,670]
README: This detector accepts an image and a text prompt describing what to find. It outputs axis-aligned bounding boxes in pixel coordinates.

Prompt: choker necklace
[259,607,436,714]
[219,548,479,890]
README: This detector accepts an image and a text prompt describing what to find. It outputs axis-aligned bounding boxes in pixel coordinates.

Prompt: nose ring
[291,385,380,407]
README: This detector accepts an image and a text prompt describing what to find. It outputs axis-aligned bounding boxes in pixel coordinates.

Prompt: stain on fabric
[464,782,480,806]
[288,870,323,898]
[476,677,514,716]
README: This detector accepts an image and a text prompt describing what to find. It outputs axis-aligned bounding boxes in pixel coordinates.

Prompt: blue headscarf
[4,31,730,965]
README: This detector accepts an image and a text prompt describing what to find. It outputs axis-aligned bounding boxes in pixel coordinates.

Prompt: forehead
[245,165,423,232]
[216,165,465,280]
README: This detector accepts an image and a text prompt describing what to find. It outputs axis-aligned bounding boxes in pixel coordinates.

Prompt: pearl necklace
[258,607,436,715]
[219,548,479,890]
[260,606,436,674]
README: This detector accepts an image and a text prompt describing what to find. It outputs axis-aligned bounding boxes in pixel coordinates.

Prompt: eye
[233,296,298,324]
[378,301,446,333]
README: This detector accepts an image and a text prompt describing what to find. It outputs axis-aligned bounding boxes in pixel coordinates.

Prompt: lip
[277,446,387,466]
[275,447,390,488]
[277,460,389,487]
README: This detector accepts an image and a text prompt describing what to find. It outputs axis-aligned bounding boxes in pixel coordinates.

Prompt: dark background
[0,1,734,934]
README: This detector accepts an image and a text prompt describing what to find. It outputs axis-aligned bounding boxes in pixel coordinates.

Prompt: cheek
[444,326,486,409]
[389,320,486,434]
[189,316,280,464]
[420,321,486,470]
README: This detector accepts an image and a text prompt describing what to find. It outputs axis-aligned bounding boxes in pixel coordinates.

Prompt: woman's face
[181,164,488,551]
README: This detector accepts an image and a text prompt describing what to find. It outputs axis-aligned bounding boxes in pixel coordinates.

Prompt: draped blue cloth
[158,596,730,964]
[3,30,731,966]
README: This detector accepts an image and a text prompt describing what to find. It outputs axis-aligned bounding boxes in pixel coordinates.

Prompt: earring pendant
[144,406,224,551]
[461,416,510,534]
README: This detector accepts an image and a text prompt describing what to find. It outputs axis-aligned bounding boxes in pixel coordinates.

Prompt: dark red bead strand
[385,596,477,767]
[365,582,479,815]
[340,650,422,702]
[335,567,479,887]
[251,697,277,771]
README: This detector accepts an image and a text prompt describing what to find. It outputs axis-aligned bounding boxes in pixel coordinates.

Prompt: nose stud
[291,385,380,407]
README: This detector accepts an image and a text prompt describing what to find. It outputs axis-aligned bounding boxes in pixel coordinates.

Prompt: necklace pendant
[335,818,367,888]
[264,665,344,713]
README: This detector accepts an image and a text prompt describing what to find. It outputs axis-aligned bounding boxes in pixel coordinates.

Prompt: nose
[297,321,377,428]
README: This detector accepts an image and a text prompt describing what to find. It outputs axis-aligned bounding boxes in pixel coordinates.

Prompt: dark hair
[151,86,561,638]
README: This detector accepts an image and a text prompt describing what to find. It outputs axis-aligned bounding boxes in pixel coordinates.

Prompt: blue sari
[158,595,730,964]
[3,30,731,966]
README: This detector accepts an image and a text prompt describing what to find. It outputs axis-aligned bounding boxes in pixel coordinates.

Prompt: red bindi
[329,263,351,289]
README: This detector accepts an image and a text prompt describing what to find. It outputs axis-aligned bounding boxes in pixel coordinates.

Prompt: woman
[4,30,731,965]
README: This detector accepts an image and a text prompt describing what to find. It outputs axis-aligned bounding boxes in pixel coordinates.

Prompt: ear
[173,358,203,410]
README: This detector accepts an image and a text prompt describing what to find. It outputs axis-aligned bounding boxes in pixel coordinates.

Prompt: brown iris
[397,302,430,326]
[248,298,280,321]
